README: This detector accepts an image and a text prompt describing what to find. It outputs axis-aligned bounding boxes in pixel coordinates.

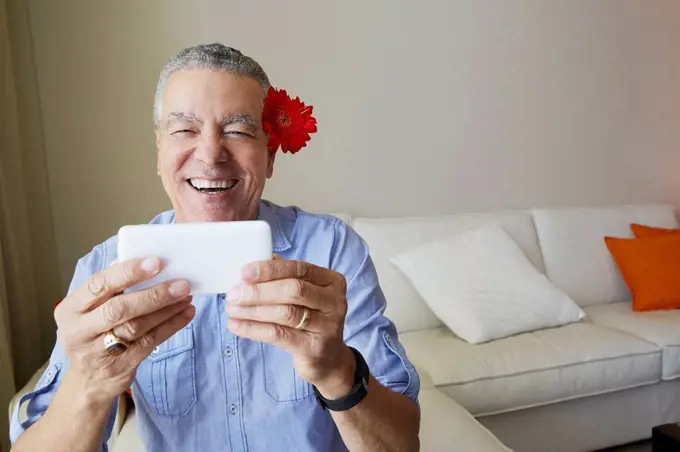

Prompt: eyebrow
[163,112,199,131]
[221,114,259,128]
[163,112,259,131]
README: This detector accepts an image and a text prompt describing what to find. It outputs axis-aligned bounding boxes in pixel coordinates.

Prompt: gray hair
[153,43,271,126]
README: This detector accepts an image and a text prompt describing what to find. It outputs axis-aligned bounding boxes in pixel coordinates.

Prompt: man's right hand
[54,257,195,405]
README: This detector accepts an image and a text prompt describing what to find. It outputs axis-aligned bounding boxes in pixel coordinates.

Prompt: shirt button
[223,346,233,358]
[152,346,160,354]
[229,404,238,415]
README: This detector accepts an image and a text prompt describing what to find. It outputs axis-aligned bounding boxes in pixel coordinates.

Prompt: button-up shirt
[10,200,420,452]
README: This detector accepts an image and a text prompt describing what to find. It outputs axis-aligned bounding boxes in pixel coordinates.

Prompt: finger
[227,279,331,312]
[112,296,193,342]
[227,318,304,351]
[126,304,196,361]
[83,279,191,337]
[69,257,163,313]
[242,259,337,286]
[226,304,325,332]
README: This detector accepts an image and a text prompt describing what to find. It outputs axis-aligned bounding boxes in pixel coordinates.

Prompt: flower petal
[262,86,318,155]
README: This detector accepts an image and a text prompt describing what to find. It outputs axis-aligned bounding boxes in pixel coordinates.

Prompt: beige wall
[2,0,61,387]
[25,0,680,290]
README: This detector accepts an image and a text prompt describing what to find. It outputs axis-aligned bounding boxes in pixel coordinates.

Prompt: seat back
[352,211,543,332]
[532,204,678,306]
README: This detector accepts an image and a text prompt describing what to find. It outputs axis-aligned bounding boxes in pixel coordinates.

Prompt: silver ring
[104,331,130,356]
[295,308,310,330]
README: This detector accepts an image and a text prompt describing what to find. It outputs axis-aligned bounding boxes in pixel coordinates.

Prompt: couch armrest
[417,368,513,452]
[111,408,144,452]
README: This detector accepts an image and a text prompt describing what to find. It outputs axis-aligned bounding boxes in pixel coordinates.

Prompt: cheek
[244,159,269,181]
[221,143,264,178]
[159,142,191,179]
[243,149,272,178]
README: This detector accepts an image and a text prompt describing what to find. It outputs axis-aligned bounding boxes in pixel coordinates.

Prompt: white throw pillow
[389,224,585,344]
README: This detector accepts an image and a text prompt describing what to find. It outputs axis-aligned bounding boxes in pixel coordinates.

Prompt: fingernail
[226,285,242,302]
[141,257,161,273]
[242,264,258,280]
[169,280,190,297]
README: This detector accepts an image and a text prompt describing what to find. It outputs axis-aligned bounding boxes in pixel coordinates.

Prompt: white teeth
[189,179,236,190]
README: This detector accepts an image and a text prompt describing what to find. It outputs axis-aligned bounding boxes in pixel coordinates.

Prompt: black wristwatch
[313,347,369,411]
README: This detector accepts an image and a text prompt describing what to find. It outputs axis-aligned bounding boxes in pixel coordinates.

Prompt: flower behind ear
[262,87,318,154]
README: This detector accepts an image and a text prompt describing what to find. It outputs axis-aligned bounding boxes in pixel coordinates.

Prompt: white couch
[343,203,680,452]
[11,203,680,451]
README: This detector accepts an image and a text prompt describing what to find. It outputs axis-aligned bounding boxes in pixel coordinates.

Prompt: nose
[193,128,229,165]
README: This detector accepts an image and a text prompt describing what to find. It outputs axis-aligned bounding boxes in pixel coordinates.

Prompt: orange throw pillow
[630,223,680,238]
[604,235,680,312]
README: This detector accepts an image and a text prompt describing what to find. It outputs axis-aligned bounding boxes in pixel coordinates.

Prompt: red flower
[262,87,317,154]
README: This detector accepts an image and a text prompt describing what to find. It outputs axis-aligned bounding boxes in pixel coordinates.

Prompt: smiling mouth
[187,178,239,194]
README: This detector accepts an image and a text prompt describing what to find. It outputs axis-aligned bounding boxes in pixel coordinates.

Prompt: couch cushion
[604,235,680,312]
[390,224,584,344]
[399,322,661,416]
[585,301,680,380]
[532,204,678,307]
[352,211,543,332]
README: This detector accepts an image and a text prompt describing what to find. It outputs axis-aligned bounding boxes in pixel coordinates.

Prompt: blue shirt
[10,200,420,452]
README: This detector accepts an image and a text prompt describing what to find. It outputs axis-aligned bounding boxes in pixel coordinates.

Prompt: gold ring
[104,331,130,356]
[295,308,310,330]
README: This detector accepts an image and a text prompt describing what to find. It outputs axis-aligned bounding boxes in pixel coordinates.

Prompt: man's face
[156,69,274,223]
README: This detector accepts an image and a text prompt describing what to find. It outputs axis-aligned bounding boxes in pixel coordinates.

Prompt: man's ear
[266,151,276,179]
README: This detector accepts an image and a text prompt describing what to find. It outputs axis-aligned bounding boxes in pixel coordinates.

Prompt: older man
[10,44,420,452]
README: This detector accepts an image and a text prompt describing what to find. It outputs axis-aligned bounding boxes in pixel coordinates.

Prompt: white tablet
[117,220,273,295]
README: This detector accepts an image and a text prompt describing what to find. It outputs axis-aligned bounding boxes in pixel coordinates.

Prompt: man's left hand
[225,257,356,399]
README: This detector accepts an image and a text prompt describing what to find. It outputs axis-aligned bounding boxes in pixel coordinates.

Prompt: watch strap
[313,347,369,411]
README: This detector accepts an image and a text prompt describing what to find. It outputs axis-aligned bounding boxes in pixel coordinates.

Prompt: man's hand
[225,256,356,399]
[226,256,420,452]
[54,257,195,405]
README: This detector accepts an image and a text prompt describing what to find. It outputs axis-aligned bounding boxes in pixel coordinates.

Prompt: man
[10,44,420,452]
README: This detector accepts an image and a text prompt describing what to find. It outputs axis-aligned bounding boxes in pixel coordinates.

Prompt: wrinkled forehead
[159,68,265,123]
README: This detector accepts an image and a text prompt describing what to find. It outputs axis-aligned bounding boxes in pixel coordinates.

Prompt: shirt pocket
[136,325,197,416]
[260,343,314,402]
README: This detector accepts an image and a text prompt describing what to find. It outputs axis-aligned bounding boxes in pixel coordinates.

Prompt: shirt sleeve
[330,219,420,406]
[9,244,119,450]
